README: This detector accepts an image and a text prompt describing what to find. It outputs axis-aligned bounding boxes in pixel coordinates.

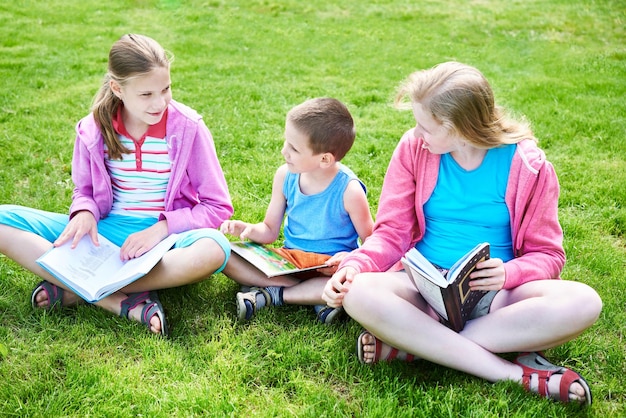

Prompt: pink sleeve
[340,132,432,272]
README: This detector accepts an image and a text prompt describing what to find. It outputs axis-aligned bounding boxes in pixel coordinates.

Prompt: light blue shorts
[0,204,230,273]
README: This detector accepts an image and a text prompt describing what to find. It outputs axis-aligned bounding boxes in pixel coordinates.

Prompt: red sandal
[357,330,417,364]
[514,352,592,406]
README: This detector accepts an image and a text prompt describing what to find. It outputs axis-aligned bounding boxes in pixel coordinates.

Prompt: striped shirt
[105,107,171,218]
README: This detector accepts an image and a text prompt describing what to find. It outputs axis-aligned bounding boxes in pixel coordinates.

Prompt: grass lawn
[1,0,625,416]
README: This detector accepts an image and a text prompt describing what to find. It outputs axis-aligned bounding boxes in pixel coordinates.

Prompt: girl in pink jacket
[323,62,601,406]
[0,34,233,336]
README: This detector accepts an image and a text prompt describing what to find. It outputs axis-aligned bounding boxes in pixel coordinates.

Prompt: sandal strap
[140,300,169,337]
[119,291,150,319]
[31,280,64,309]
[558,369,583,403]
[514,352,591,405]
[359,331,415,364]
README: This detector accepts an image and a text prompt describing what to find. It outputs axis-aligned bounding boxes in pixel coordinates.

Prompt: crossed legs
[343,271,602,404]
[1,223,226,335]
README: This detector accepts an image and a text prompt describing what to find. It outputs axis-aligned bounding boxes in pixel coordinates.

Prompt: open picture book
[36,233,179,303]
[230,241,328,278]
[401,242,490,332]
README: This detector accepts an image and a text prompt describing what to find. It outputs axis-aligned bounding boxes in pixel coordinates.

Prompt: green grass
[1,0,625,416]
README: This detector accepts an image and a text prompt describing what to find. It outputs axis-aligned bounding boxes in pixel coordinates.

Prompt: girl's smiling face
[112,66,172,132]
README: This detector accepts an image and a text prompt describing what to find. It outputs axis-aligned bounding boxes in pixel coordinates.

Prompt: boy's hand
[469,257,506,291]
[322,266,357,308]
[220,220,253,240]
[119,220,168,261]
[316,251,348,276]
[54,210,98,249]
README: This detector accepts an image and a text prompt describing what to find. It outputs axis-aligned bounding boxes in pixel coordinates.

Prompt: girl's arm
[340,135,424,273]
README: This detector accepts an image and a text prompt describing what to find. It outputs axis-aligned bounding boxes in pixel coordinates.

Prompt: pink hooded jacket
[69,100,233,233]
[340,129,565,290]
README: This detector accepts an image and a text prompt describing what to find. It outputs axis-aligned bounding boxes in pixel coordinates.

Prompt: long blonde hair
[91,34,172,160]
[395,62,535,147]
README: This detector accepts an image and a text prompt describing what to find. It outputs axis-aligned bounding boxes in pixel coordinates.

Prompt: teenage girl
[0,34,233,336]
[323,62,602,406]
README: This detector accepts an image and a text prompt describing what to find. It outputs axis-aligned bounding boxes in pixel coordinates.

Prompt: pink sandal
[31,280,64,309]
[120,291,169,337]
[357,330,416,364]
[514,352,592,406]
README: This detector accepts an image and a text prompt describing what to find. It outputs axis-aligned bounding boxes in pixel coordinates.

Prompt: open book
[401,242,490,332]
[230,241,328,278]
[36,233,179,303]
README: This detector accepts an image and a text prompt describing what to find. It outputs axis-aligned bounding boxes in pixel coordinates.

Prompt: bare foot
[523,367,590,404]
[116,292,168,337]
[515,352,591,405]
[32,282,82,308]
[358,331,417,364]
[126,302,164,335]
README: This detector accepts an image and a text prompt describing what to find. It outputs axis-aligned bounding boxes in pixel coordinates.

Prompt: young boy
[220,97,373,323]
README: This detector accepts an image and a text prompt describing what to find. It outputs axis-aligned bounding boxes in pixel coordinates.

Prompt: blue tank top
[283,164,366,255]
[415,144,516,268]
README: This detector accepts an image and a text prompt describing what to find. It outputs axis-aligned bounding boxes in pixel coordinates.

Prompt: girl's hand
[120,220,169,261]
[54,210,98,249]
[220,220,253,240]
[469,257,506,291]
[322,266,357,308]
[316,251,348,276]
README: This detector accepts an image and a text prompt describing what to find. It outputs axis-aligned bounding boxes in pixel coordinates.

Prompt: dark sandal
[31,280,64,310]
[120,291,169,337]
[357,330,416,364]
[514,352,592,406]
[236,287,271,321]
[314,305,346,324]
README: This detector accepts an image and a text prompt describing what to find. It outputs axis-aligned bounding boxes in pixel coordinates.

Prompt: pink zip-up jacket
[340,129,565,290]
[69,100,233,233]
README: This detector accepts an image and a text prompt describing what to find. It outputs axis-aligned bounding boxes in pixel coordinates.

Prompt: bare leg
[221,253,300,287]
[281,277,329,305]
[461,280,602,353]
[344,271,601,403]
[1,224,227,335]
[0,224,83,306]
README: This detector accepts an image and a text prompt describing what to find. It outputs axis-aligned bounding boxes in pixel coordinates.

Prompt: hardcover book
[401,242,490,332]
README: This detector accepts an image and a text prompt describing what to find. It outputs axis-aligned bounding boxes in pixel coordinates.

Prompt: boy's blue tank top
[283,164,366,255]
[415,144,516,268]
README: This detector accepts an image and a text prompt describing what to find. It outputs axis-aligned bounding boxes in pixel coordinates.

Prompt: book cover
[36,233,179,303]
[230,241,328,278]
[401,242,490,332]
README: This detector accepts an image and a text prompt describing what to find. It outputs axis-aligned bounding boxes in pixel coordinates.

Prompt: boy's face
[281,120,323,173]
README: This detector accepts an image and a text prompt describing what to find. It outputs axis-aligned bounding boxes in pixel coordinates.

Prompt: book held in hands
[401,242,490,332]
[36,233,179,303]
[230,241,328,278]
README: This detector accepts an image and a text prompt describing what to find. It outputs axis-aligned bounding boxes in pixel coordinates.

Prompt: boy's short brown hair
[286,98,355,161]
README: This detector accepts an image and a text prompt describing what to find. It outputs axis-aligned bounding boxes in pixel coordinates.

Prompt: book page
[404,248,447,287]
[447,242,490,284]
[37,233,179,301]
[402,258,448,320]
[230,242,326,277]
[37,235,125,297]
